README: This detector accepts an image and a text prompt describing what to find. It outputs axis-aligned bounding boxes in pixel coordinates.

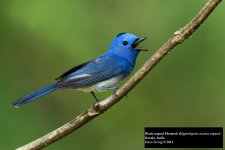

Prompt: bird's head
[108,32,147,66]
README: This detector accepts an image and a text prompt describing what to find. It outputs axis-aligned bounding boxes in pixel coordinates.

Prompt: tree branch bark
[16,0,222,149]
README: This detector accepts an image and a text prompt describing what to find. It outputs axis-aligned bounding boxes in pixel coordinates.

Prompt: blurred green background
[0,0,224,149]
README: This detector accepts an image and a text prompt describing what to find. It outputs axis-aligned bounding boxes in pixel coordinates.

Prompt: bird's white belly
[76,75,123,92]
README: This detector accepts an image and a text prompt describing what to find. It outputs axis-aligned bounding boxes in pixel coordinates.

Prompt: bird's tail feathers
[12,83,56,107]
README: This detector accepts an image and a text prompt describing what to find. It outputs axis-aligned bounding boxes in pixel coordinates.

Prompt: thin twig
[16,0,222,149]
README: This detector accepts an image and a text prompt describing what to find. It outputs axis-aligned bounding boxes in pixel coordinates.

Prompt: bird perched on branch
[12,32,147,107]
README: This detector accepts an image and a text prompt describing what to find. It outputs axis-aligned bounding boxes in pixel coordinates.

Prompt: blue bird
[12,32,147,107]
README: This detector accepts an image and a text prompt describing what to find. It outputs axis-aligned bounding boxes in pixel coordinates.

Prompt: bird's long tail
[12,83,57,107]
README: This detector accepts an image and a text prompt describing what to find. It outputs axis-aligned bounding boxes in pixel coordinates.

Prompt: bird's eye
[123,41,128,46]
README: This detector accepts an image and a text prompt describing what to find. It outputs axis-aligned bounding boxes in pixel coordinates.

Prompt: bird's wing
[55,61,91,80]
[56,54,133,89]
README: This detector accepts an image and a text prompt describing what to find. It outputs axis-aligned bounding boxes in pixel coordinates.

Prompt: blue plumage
[12,32,147,107]
[12,84,56,107]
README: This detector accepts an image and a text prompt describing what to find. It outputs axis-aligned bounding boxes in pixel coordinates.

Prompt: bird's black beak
[132,37,148,52]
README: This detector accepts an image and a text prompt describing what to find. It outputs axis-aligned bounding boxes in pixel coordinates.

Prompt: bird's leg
[96,87,128,98]
[111,87,127,98]
[91,91,101,109]
[97,86,120,96]
[91,91,99,102]
[111,87,119,94]
[97,86,119,92]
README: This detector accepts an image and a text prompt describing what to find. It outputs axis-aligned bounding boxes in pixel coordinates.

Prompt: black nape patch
[116,32,126,37]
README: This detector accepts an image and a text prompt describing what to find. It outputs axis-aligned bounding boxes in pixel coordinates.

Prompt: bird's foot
[92,101,100,109]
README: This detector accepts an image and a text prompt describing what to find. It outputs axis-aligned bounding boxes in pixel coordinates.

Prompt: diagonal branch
[16,0,222,149]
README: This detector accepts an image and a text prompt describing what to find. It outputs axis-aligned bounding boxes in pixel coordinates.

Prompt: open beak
[132,37,148,52]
